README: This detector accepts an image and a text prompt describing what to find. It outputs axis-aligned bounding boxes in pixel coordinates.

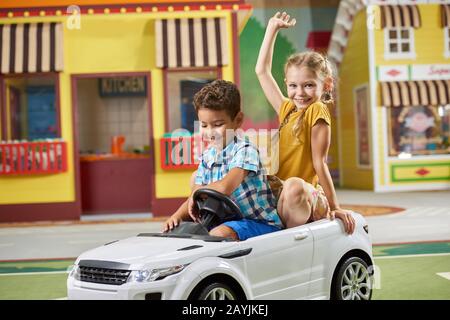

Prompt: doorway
[72,73,154,215]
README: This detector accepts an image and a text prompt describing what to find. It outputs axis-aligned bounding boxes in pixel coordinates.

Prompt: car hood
[75,234,240,270]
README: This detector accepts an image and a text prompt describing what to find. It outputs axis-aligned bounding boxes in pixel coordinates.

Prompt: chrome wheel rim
[203,287,235,300]
[341,261,372,300]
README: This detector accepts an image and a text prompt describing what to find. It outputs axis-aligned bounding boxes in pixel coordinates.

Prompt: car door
[241,225,314,299]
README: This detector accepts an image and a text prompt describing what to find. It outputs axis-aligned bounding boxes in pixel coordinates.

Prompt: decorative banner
[378,65,409,82]
[98,77,147,97]
[354,85,372,168]
[411,64,450,80]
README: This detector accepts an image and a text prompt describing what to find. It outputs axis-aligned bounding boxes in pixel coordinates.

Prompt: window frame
[444,27,450,58]
[386,104,450,157]
[384,27,416,60]
[0,72,61,142]
[162,67,222,133]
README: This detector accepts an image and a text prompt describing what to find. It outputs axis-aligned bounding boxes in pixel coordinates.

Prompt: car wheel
[332,256,373,300]
[196,282,238,300]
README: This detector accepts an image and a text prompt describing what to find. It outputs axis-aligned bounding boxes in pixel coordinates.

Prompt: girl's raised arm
[255,12,296,114]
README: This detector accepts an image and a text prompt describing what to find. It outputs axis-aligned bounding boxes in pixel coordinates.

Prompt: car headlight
[127,265,187,283]
[68,264,81,280]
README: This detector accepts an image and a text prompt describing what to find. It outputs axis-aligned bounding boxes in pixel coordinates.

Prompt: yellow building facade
[329,0,450,191]
[0,0,251,222]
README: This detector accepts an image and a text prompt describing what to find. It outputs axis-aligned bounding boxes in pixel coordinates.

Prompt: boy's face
[197,108,243,149]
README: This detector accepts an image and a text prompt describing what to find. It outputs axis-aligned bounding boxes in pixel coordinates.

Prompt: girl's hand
[330,208,355,234]
[268,12,296,30]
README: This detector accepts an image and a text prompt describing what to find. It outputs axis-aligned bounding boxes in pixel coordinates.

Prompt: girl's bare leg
[277,177,315,228]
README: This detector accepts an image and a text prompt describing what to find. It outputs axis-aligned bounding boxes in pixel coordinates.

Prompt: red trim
[162,67,221,133]
[160,135,207,170]
[231,11,240,88]
[151,197,185,217]
[306,31,332,50]
[70,72,156,216]
[0,77,6,140]
[0,202,80,223]
[0,140,68,175]
[0,3,252,18]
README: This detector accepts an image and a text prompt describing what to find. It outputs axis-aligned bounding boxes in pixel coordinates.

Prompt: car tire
[195,282,238,300]
[332,256,373,300]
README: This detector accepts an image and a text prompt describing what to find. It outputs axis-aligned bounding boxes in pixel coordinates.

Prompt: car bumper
[67,272,192,300]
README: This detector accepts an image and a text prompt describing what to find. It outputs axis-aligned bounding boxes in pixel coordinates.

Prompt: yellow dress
[276,99,331,186]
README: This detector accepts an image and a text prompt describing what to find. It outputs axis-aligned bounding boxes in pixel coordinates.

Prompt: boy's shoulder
[232,136,259,154]
[197,137,259,169]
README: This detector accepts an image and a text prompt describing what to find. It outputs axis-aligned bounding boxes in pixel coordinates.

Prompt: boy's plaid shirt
[195,136,283,228]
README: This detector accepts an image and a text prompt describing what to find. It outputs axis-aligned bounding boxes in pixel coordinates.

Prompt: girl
[255,12,355,234]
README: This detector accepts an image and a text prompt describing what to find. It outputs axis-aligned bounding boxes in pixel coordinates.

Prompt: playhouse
[328,0,450,191]
[0,0,251,222]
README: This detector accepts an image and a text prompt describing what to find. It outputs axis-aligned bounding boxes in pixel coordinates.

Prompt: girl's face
[285,65,326,109]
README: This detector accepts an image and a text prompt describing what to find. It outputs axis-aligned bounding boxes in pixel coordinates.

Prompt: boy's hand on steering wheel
[187,196,200,223]
[162,215,182,233]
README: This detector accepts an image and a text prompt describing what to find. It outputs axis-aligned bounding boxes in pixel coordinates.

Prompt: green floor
[0,242,449,300]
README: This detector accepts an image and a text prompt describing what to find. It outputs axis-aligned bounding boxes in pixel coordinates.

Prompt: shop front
[328,1,450,192]
[0,0,252,222]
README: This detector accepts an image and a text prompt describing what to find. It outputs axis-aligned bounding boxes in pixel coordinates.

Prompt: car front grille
[79,266,131,285]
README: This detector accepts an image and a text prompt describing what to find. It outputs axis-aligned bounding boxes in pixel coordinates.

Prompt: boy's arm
[202,167,248,196]
[187,168,248,220]
[311,120,355,234]
[255,12,295,114]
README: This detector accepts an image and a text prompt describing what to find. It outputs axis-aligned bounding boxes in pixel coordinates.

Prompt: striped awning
[0,23,63,74]
[155,17,228,68]
[441,5,450,28]
[380,80,450,107]
[380,5,421,29]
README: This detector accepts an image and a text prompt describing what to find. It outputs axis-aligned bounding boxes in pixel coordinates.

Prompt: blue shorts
[223,219,281,241]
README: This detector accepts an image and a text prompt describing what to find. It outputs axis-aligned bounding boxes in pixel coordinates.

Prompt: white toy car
[67,188,374,300]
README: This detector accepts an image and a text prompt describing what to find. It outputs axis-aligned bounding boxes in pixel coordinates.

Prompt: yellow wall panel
[338,10,374,189]
[374,5,448,66]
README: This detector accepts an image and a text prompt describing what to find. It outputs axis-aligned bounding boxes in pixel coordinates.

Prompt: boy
[162,80,283,241]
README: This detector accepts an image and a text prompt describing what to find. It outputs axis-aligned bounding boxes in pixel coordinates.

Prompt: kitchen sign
[99,77,147,97]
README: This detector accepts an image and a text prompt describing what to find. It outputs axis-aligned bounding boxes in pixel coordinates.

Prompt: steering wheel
[192,188,243,229]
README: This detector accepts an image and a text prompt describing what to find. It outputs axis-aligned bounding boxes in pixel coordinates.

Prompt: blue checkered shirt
[195,136,283,228]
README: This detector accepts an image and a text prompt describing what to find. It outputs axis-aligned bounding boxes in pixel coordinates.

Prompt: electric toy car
[67,188,374,300]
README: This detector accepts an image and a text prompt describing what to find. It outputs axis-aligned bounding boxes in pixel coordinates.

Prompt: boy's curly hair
[193,79,241,119]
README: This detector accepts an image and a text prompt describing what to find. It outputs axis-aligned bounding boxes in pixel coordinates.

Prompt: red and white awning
[380,80,450,107]
[155,17,228,68]
[0,22,63,74]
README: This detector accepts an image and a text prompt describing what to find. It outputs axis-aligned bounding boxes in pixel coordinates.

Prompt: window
[388,105,450,156]
[384,27,416,59]
[1,74,60,141]
[164,69,219,133]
